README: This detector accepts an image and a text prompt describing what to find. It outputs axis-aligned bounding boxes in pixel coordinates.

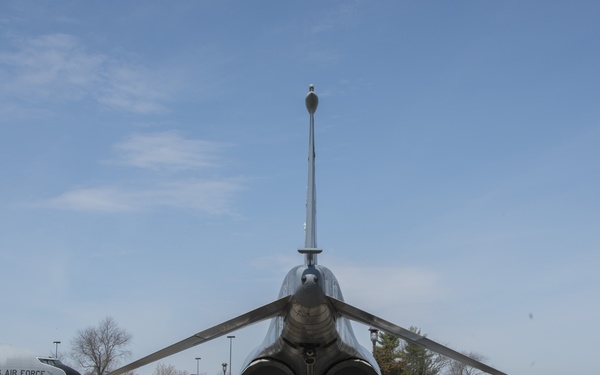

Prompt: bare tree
[70,317,132,375]
[444,352,487,375]
[153,363,188,375]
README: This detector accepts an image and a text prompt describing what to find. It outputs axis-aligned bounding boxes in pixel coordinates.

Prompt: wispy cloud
[39,132,242,214]
[43,179,242,214]
[42,186,136,213]
[335,265,443,310]
[112,132,229,171]
[0,34,103,100]
[0,33,173,114]
[97,62,172,114]
[251,254,442,311]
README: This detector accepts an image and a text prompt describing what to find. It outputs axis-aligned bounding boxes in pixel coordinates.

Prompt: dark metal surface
[238,264,380,375]
[328,297,507,375]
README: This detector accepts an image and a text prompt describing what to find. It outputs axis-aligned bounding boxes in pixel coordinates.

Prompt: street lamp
[221,363,227,375]
[368,327,379,354]
[53,341,61,358]
[227,335,235,375]
[195,357,201,375]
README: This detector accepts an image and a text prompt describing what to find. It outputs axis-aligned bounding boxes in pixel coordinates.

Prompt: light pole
[227,335,235,375]
[221,363,227,375]
[53,341,61,358]
[195,357,201,375]
[368,327,379,355]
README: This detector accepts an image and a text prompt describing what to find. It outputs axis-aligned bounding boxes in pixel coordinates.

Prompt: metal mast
[300,84,322,266]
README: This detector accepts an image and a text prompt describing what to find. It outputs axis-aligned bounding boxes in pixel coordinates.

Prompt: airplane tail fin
[302,84,321,266]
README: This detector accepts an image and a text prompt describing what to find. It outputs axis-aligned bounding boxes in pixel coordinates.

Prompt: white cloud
[142,178,242,214]
[41,179,241,214]
[334,265,443,310]
[0,33,103,100]
[39,179,241,215]
[97,62,171,114]
[249,255,443,314]
[0,33,173,114]
[38,132,241,214]
[112,132,228,171]
[42,186,137,212]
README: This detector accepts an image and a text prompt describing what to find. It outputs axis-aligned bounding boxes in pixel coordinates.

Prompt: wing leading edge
[109,296,291,375]
[328,297,507,375]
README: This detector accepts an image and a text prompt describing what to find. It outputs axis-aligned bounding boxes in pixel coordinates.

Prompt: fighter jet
[110,85,506,375]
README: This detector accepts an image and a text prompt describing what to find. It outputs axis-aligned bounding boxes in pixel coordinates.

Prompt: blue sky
[1,1,599,374]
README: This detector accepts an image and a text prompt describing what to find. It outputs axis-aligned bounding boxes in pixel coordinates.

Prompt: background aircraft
[109,86,506,375]
[0,345,81,375]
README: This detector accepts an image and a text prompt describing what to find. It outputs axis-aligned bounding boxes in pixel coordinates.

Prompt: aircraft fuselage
[240,264,380,375]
